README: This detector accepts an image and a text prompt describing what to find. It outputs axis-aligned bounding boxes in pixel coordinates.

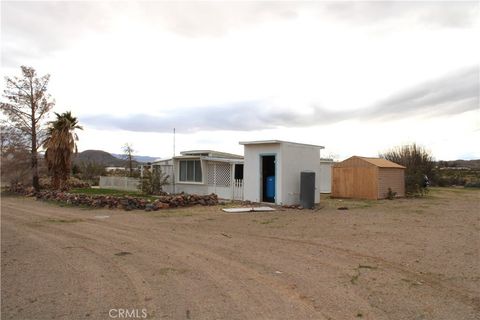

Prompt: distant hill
[111,153,160,164]
[73,150,130,167]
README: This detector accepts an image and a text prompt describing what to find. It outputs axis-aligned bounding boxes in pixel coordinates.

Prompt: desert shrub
[139,166,169,195]
[386,187,397,200]
[436,175,467,187]
[380,143,434,197]
[464,181,480,188]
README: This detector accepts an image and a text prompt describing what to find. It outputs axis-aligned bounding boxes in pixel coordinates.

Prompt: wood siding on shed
[332,167,378,200]
[378,168,405,199]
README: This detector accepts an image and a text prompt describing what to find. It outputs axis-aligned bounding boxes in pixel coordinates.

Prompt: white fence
[99,176,140,192]
[233,179,243,200]
[99,166,245,201]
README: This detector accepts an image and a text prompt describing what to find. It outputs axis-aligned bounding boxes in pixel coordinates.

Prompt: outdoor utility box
[300,171,315,209]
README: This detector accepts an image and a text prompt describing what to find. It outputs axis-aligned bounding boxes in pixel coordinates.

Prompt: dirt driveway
[1,188,479,320]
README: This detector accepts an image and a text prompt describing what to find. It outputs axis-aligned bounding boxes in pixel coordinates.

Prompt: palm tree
[43,111,83,190]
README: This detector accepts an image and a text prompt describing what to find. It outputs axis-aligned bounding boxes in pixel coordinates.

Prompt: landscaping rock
[7,184,219,211]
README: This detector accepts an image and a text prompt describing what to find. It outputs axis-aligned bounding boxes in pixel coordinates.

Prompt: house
[331,156,406,200]
[240,140,324,206]
[319,158,334,193]
[127,140,329,205]
[105,166,127,172]
[146,150,244,200]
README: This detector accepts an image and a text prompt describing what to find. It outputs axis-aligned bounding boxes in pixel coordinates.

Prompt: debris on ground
[222,207,275,213]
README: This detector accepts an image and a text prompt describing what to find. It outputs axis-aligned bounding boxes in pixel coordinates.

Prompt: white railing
[233,179,244,200]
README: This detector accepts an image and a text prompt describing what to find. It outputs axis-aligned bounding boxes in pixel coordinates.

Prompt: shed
[319,158,334,193]
[240,140,324,206]
[331,156,405,200]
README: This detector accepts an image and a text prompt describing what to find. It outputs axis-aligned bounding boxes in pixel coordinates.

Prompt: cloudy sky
[1,1,479,160]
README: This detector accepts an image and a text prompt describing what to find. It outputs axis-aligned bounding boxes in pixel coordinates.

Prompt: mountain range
[73,150,160,167]
[110,153,160,164]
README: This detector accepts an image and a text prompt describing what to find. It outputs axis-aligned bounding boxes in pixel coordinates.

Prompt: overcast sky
[1,1,479,160]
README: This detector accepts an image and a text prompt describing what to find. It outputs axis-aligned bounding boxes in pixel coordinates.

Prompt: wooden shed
[332,156,405,200]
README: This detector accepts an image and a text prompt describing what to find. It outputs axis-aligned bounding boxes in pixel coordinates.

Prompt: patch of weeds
[350,273,360,284]
[259,217,279,225]
[0,189,22,197]
[71,188,155,200]
[387,187,397,200]
[220,201,243,209]
[157,267,187,276]
[43,200,93,210]
[356,312,363,318]
[152,211,193,218]
[354,201,375,209]
[46,218,84,224]
[205,218,215,221]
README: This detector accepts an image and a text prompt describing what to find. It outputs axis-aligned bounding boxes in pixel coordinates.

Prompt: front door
[261,155,275,203]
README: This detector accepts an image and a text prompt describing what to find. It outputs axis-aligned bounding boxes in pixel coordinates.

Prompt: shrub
[139,166,169,195]
[464,181,480,188]
[380,143,434,197]
[386,187,397,200]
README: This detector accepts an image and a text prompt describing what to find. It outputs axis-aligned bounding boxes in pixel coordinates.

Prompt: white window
[179,160,202,182]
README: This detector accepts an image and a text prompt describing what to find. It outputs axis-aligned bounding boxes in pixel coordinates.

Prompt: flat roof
[180,150,243,159]
[239,140,324,149]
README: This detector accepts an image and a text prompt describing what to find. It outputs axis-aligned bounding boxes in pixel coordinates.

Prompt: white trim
[239,140,324,149]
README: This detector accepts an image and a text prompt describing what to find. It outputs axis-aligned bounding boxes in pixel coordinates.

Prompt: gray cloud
[133,2,479,37]
[3,1,477,67]
[323,2,478,29]
[1,1,112,67]
[82,66,479,133]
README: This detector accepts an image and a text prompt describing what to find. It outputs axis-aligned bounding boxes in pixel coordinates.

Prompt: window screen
[179,160,202,182]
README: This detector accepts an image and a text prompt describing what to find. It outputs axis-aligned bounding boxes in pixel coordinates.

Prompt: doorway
[261,155,276,203]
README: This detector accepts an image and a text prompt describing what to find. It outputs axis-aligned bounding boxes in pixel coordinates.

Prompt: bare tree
[122,143,135,177]
[0,120,29,156]
[1,120,31,185]
[379,143,434,195]
[1,66,54,190]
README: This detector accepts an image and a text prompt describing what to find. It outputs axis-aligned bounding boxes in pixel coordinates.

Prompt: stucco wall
[243,144,282,204]
[243,142,321,205]
[281,143,321,205]
[320,161,333,193]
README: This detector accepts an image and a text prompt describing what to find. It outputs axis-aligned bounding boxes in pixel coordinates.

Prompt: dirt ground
[1,188,479,320]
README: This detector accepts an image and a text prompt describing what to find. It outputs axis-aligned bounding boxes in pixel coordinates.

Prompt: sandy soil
[1,188,479,320]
